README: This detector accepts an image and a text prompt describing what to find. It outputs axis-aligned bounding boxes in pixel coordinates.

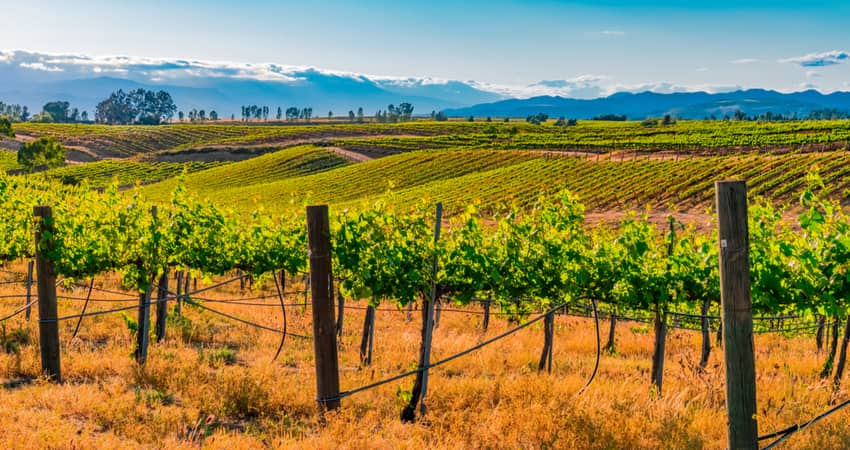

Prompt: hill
[446,89,850,119]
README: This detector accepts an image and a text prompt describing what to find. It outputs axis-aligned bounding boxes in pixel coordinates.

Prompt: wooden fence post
[716,181,758,450]
[34,206,61,382]
[307,205,340,412]
[24,260,34,320]
[482,295,491,332]
[154,269,169,343]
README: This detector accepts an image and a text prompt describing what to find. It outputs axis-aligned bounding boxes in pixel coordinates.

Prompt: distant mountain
[0,51,506,118]
[446,89,850,119]
[3,50,850,121]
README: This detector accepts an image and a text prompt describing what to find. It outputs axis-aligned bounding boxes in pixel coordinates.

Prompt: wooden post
[307,205,340,412]
[135,283,153,364]
[482,296,491,332]
[175,271,183,316]
[34,206,61,382]
[24,260,34,320]
[716,181,758,450]
[336,288,344,337]
[154,269,169,343]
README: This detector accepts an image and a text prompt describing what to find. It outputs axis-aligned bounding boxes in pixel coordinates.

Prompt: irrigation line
[0,294,28,299]
[317,302,566,404]
[272,273,289,361]
[0,300,37,322]
[576,299,601,396]
[760,397,850,449]
[181,295,306,308]
[0,280,25,285]
[183,297,309,339]
[183,275,245,297]
[67,283,137,298]
[59,296,138,303]
[39,303,145,323]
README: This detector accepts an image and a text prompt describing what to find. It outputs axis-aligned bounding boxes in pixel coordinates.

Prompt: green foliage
[0,117,14,138]
[18,137,65,173]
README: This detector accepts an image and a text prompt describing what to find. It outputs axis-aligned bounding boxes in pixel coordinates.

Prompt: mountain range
[2,50,850,120]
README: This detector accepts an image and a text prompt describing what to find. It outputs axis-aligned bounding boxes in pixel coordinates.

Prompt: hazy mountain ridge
[447,89,850,119]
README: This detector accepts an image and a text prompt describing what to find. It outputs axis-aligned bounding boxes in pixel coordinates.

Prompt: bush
[641,118,659,128]
[0,117,13,138]
[526,113,549,125]
[17,137,65,173]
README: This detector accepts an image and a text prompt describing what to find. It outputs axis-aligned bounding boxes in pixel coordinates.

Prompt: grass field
[0,263,846,449]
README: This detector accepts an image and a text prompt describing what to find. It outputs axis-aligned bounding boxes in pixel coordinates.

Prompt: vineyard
[4,120,850,448]
[1,157,850,447]
[136,146,850,216]
[13,120,850,161]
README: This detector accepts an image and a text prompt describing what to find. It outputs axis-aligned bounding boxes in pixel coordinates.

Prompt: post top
[33,205,52,216]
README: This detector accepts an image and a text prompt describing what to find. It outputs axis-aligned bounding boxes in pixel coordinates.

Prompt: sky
[2,0,850,96]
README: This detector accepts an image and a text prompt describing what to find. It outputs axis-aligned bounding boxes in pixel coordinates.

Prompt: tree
[525,113,548,125]
[276,107,283,120]
[178,111,185,122]
[348,110,356,122]
[286,107,299,121]
[328,110,333,119]
[81,111,89,122]
[209,110,218,121]
[198,110,206,121]
[17,137,65,173]
[43,101,71,123]
[95,89,176,125]
[397,102,414,121]
[357,107,364,123]
[434,111,448,121]
[0,117,14,138]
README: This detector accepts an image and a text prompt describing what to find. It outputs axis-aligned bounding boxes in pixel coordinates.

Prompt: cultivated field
[2,119,850,449]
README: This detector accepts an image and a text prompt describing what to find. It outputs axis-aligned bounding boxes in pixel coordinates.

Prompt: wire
[317,302,566,404]
[39,303,144,323]
[0,300,37,322]
[760,397,850,449]
[576,299,601,395]
[183,297,309,340]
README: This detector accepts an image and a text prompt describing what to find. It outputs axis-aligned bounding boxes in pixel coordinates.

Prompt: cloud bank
[780,50,849,67]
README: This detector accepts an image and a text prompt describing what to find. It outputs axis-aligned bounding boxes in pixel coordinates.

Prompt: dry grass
[0,262,848,449]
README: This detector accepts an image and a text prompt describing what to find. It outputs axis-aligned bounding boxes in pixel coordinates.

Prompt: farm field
[13,120,850,162]
[4,120,850,449]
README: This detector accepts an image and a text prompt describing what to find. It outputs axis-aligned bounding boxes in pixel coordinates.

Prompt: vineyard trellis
[6,169,850,447]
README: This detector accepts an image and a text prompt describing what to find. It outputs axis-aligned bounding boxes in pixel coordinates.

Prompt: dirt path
[327,146,373,163]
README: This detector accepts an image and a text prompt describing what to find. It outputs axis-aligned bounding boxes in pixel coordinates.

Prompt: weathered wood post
[34,206,61,382]
[716,181,758,450]
[24,260,34,320]
[307,205,340,412]
[154,269,169,342]
[482,295,491,332]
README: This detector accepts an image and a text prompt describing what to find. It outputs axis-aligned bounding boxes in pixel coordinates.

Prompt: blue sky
[3,0,850,95]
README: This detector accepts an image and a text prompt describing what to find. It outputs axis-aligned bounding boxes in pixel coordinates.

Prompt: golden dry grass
[0,261,848,449]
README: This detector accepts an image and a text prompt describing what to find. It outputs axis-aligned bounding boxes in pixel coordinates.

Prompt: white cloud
[806,70,821,78]
[696,67,709,72]
[800,82,818,90]
[730,58,759,64]
[600,30,625,37]
[20,62,64,72]
[780,50,849,67]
